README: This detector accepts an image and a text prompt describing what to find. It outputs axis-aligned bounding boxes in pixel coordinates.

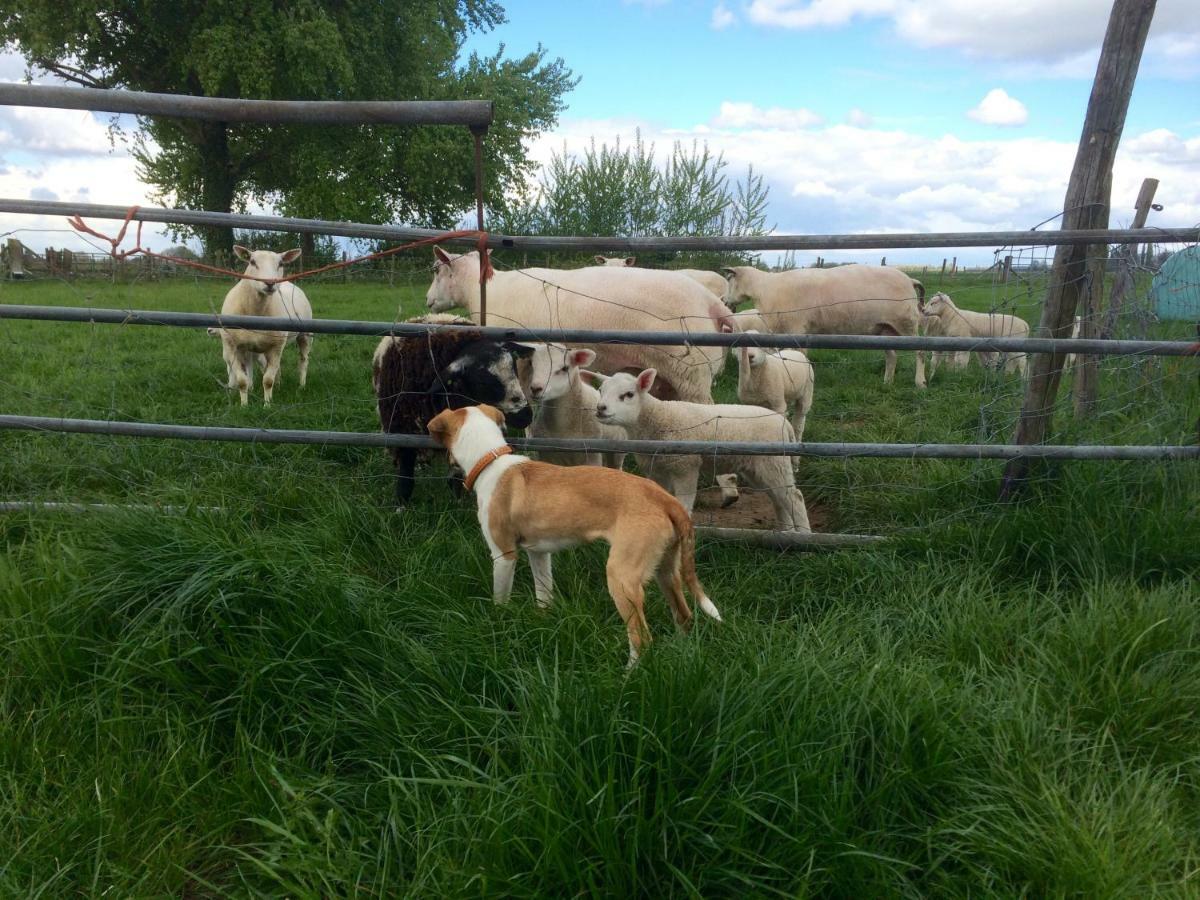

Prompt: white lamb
[921,292,1029,377]
[920,306,971,379]
[593,368,811,532]
[519,343,626,469]
[216,246,313,405]
[426,248,734,402]
[594,255,728,297]
[736,331,815,443]
[722,263,927,388]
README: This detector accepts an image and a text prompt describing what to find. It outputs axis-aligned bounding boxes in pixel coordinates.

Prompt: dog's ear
[478,404,506,428]
[427,410,453,446]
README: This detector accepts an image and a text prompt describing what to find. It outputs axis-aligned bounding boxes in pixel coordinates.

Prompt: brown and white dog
[427,405,721,666]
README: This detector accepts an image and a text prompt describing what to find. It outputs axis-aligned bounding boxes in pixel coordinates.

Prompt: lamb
[736,331,815,442]
[216,246,313,405]
[722,263,927,388]
[427,248,734,402]
[920,306,971,379]
[593,368,811,532]
[519,343,627,469]
[374,316,533,505]
[594,255,728,297]
[920,292,1029,376]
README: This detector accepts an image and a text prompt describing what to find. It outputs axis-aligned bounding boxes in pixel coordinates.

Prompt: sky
[0,0,1197,266]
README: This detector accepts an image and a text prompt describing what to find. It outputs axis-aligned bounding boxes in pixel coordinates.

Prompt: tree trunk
[301,232,316,265]
[198,122,237,262]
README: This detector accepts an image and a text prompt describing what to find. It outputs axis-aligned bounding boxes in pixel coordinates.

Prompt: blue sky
[0,0,1196,265]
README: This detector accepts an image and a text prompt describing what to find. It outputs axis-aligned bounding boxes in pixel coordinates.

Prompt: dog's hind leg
[655,544,693,634]
[606,554,651,668]
[528,552,554,608]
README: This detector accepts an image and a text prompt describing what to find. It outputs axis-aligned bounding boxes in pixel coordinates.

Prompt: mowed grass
[1,266,1199,896]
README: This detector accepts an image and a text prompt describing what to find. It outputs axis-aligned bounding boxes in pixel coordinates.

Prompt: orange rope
[67,206,494,285]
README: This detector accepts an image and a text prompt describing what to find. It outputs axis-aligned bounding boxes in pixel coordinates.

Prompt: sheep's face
[525,343,597,402]
[720,267,752,311]
[595,369,654,427]
[426,247,475,312]
[594,255,635,267]
[923,293,952,316]
[435,341,534,430]
[234,245,300,296]
[740,331,769,368]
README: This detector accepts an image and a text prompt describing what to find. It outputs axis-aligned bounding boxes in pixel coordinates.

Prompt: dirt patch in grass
[693,486,832,531]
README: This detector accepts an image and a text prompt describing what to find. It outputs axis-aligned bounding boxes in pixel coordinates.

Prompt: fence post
[1002,255,1013,283]
[951,256,957,275]
[881,256,886,266]
[1100,177,1158,339]
[1001,0,1156,498]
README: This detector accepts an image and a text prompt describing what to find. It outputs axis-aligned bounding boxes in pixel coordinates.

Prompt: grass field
[2,265,1198,896]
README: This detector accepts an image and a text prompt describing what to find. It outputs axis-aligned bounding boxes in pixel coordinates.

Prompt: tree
[0,1,576,260]
[493,133,772,267]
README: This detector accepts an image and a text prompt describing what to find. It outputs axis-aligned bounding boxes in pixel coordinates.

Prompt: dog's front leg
[528,552,554,608]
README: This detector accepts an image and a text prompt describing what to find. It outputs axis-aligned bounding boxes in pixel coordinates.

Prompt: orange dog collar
[463,446,513,491]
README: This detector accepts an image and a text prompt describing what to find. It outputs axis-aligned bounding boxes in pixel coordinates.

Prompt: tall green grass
[1,271,1198,894]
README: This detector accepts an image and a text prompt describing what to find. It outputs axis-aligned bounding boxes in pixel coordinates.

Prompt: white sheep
[594,255,728,298]
[920,308,971,379]
[593,368,811,532]
[216,246,312,405]
[921,292,1029,376]
[426,248,734,402]
[519,343,627,469]
[736,331,815,443]
[722,263,927,388]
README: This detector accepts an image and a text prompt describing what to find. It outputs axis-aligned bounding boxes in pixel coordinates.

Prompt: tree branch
[29,59,113,89]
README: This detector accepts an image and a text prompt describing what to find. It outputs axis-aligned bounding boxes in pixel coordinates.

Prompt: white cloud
[967,89,1028,127]
[713,101,824,129]
[846,107,873,127]
[711,2,736,29]
[524,112,1200,264]
[0,106,118,156]
[740,0,1200,71]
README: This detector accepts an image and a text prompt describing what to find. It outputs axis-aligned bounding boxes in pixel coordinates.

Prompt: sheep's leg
[297,333,312,388]
[670,466,702,516]
[883,349,897,384]
[766,482,812,533]
[914,348,927,389]
[955,350,971,370]
[528,552,554,608]
[395,449,417,506]
[236,350,253,406]
[928,351,941,380]
[220,340,239,390]
[790,407,808,445]
[261,347,283,405]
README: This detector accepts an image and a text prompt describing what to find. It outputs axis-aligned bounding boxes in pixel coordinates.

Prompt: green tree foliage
[0,1,576,260]
[493,132,772,267]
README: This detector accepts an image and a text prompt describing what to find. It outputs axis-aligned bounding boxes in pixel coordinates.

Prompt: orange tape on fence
[67,206,494,285]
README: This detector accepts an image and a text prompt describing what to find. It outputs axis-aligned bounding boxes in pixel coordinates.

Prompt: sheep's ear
[593,255,606,265]
[433,246,453,265]
[720,267,735,279]
[502,341,536,359]
[280,248,302,265]
[578,369,606,388]
[233,245,252,262]
[635,369,657,393]
[624,256,635,267]
[478,404,505,428]
[569,348,596,368]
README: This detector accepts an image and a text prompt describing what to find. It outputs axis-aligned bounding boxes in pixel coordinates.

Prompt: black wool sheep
[374,316,533,505]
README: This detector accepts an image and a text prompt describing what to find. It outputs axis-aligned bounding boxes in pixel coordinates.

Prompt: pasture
[2,266,1198,895]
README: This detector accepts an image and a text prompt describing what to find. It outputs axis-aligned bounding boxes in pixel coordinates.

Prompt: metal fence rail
[2,414,1196,461]
[1,198,1196,252]
[1,305,1196,356]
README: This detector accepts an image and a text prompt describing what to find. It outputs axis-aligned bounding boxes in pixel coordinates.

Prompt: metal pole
[0,304,1196,355]
[473,126,488,327]
[1,414,1197,460]
[1,198,1196,253]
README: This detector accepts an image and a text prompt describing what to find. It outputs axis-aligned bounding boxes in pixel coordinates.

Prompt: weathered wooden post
[1100,177,1159,339]
[1001,0,1157,498]
[1002,255,1013,283]
[951,256,957,275]
[941,258,947,276]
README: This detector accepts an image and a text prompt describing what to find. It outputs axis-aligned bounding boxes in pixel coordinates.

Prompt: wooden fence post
[1002,255,1013,283]
[1100,177,1159,339]
[1001,0,1157,498]
[951,256,957,275]
[941,258,947,276]
[881,256,886,266]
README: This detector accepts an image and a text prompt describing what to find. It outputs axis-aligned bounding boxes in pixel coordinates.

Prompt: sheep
[374,316,533,506]
[216,246,313,405]
[920,308,971,379]
[594,255,728,298]
[722,263,927,388]
[426,248,734,402]
[593,368,811,532]
[371,313,472,393]
[920,292,1029,376]
[736,331,815,443]
[519,343,627,469]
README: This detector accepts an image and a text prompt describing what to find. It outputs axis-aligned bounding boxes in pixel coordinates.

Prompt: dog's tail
[666,501,722,622]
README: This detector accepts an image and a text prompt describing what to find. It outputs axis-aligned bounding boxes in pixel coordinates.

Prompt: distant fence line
[1,304,1196,356]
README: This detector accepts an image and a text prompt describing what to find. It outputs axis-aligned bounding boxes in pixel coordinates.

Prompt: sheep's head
[923,292,953,316]
[426,247,484,312]
[429,340,533,429]
[594,369,654,427]
[739,330,769,368]
[720,266,753,311]
[594,255,635,267]
[524,343,597,402]
[234,245,300,296]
